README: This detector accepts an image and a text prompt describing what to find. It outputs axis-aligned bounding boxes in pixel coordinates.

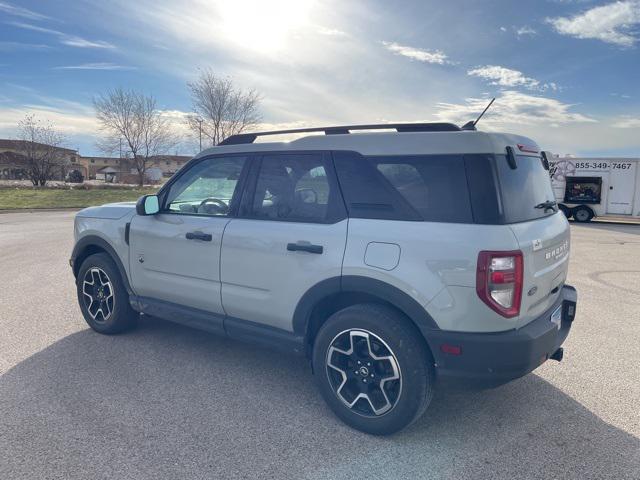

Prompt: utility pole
[196,118,203,151]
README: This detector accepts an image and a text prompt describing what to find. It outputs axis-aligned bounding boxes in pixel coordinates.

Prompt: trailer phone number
[572,162,633,170]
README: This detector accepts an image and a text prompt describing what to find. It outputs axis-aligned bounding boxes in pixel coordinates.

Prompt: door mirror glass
[136,195,160,215]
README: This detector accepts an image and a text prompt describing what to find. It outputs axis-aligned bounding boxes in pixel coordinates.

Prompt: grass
[0,187,158,210]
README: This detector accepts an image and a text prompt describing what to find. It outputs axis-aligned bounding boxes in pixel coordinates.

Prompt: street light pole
[197,118,203,152]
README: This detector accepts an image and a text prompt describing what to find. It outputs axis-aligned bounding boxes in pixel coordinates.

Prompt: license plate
[550,305,562,330]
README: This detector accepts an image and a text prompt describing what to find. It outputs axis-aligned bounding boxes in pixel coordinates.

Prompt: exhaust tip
[550,347,564,362]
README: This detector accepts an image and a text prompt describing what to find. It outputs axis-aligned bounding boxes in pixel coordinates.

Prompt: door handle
[186,231,212,242]
[287,242,323,254]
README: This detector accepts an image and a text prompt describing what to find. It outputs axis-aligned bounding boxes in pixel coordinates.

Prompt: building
[80,154,191,183]
[0,139,83,180]
[0,138,191,183]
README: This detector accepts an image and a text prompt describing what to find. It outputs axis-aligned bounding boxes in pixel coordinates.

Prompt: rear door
[220,152,348,332]
[607,161,637,215]
[495,152,571,323]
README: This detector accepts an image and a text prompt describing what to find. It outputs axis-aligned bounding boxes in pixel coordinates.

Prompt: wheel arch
[71,236,133,295]
[293,275,440,356]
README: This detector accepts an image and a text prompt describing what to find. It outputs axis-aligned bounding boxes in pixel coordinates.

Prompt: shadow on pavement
[1,317,639,480]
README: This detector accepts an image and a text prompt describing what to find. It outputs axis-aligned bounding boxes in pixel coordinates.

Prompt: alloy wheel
[82,267,115,322]
[325,329,402,417]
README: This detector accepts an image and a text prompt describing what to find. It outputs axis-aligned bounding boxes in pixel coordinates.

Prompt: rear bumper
[427,285,577,383]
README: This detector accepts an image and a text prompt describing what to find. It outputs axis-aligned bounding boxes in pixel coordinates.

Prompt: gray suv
[71,123,577,435]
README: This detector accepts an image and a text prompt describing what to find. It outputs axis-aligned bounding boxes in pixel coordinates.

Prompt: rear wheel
[76,253,138,334]
[573,206,594,223]
[312,303,434,435]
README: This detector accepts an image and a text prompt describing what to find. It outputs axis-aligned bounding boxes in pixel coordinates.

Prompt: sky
[0,0,639,157]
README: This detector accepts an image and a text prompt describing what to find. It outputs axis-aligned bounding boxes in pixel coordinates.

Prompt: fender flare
[292,275,440,340]
[71,235,133,295]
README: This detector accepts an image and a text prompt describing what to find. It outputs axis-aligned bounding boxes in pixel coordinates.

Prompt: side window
[372,155,473,223]
[249,154,336,222]
[164,156,246,216]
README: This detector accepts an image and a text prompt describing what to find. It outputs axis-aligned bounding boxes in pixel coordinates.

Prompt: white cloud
[547,0,640,47]
[9,22,116,49]
[316,26,347,37]
[54,62,134,70]
[0,41,50,51]
[381,41,451,65]
[500,26,508,32]
[467,65,559,91]
[515,26,537,37]
[435,90,595,127]
[60,37,115,49]
[0,1,48,20]
[612,116,640,128]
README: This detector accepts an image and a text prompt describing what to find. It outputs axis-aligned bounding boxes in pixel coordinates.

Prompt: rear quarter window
[333,151,473,223]
[371,155,473,223]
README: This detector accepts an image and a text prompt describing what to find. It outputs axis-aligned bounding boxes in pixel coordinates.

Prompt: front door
[129,155,249,315]
[220,152,348,332]
[607,162,637,215]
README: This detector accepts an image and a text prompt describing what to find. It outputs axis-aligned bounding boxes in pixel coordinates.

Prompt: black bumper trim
[427,285,577,382]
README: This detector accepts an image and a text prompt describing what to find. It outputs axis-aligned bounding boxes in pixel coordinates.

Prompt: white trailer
[548,156,640,222]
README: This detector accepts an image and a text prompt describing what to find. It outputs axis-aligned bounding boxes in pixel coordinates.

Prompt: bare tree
[94,88,178,186]
[17,114,68,186]
[186,70,261,147]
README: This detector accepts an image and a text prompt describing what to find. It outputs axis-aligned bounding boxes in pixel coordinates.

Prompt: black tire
[558,204,572,219]
[312,303,435,435]
[76,253,138,334]
[573,206,594,223]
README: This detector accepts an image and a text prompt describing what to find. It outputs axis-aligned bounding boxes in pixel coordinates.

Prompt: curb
[0,207,82,214]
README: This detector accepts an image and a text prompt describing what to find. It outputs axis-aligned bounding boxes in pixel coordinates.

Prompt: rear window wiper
[535,200,557,211]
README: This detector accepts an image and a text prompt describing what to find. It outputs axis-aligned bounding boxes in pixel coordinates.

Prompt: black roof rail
[218,122,462,146]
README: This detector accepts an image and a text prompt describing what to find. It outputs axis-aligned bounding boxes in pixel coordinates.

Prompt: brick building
[81,155,191,183]
[0,139,83,180]
[0,138,190,183]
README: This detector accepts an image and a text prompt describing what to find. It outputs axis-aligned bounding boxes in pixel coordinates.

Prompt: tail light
[476,250,523,318]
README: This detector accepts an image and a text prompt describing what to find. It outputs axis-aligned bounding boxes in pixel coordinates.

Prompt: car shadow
[1,317,638,480]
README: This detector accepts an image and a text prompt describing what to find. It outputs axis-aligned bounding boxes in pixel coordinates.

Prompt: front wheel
[76,253,138,334]
[312,304,435,435]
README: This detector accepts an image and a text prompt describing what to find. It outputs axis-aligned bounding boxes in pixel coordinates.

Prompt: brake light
[517,143,539,154]
[476,251,523,318]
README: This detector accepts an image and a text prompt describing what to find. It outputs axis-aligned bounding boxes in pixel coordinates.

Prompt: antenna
[461,97,495,130]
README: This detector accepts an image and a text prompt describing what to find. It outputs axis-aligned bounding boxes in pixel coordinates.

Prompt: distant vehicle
[548,156,640,222]
[70,122,578,435]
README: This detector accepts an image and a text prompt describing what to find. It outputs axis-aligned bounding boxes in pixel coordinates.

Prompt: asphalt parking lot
[1,211,639,480]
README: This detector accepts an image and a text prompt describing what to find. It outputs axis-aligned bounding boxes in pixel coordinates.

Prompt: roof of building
[0,139,77,154]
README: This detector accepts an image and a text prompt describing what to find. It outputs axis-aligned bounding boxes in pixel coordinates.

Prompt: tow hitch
[550,347,564,362]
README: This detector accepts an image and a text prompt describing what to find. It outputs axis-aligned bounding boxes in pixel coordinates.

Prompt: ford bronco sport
[71,122,577,435]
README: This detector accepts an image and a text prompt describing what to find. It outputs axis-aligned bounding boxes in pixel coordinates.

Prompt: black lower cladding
[129,295,305,355]
[427,285,577,382]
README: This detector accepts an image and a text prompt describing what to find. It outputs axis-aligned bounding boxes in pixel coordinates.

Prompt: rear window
[495,154,557,223]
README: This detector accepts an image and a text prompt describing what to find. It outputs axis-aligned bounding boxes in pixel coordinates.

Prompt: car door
[220,152,348,332]
[129,154,249,317]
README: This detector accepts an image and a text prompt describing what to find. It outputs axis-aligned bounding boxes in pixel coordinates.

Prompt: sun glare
[217,0,315,53]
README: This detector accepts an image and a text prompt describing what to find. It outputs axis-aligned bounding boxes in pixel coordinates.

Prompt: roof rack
[218,122,461,146]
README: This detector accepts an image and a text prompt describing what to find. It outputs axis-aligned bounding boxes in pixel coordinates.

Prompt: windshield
[495,154,557,223]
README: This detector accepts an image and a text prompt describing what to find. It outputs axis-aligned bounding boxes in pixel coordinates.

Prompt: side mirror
[136,194,160,216]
